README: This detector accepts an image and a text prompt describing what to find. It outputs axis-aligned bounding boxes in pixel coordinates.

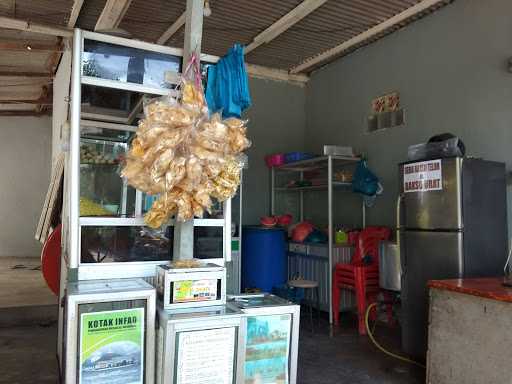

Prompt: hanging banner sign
[79,308,145,384]
[403,159,443,193]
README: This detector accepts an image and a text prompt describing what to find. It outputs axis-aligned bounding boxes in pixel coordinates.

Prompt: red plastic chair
[332,226,391,334]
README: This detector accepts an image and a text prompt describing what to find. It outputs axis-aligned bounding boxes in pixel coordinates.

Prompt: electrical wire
[365,302,426,369]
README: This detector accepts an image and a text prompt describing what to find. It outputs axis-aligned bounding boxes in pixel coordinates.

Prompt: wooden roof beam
[0,98,52,105]
[245,64,308,86]
[0,110,50,116]
[0,0,15,16]
[0,39,62,52]
[95,0,133,31]
[0,71,52,77]
[0,16,73,37]
[67,0,85,28]
[245,0,328,54]
[156,12,186,45]
[290,0,450,73]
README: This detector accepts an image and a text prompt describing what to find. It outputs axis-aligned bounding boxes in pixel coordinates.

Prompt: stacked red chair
[332,226,391,334]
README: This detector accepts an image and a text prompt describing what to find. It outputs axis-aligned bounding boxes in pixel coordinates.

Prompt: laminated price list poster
[176,327,236,384]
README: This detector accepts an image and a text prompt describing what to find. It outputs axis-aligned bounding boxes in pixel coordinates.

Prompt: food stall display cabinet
[156,306,245,384]
[64,278,156,384]
[156,263,226,310]
[228,293,301,384]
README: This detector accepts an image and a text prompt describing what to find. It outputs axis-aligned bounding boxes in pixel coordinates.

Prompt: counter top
[428,277,512,303]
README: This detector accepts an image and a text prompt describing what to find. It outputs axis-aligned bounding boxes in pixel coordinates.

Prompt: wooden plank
[0,0,15,16]
[0,110,49,116]
[36,154,64,242]
[95,0,133,31]
[67,0,85,28]
[245,63,308,85]
[0,16,73,37]
[182,0,204,67]
[40,158,64,243]
[0,71,52,77]
[175,0,205,260]
[245,0,328,54]
[45,38,64,74]
[0,98,52,104]
[290,0,449,73]
[0,40,62,52]
[156,12,186,45]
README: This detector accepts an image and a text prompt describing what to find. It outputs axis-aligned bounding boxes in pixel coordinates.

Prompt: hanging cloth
[206,44,251,118]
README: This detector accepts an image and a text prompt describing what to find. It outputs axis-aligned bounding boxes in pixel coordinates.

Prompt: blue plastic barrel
[242,226,287,293]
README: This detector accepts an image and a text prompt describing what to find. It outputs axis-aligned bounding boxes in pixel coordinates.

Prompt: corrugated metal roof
[0,0,451,73]
[0,0,452,114]
[76,0,107,30]
[0,1,452,76]
[0,0,74,26]
[244,0,420,69]
[120,0,186,43]
[0,28,58,115]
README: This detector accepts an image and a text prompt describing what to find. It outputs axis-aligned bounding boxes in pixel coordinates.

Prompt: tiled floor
[0,312,424,384]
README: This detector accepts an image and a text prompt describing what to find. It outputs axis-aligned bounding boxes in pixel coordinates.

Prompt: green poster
[79,308,144,384]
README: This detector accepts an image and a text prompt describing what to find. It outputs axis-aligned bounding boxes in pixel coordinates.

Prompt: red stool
[332,226,391,334]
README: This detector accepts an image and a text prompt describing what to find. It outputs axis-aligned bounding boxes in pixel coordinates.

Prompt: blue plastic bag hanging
[206,44,251,118]
[352,161,380,196]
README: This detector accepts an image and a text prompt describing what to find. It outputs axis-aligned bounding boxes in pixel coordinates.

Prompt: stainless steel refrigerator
[398,157,507,360]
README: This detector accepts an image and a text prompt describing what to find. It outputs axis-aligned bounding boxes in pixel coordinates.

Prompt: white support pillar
[182,0,204,67]
[173,0,204,260]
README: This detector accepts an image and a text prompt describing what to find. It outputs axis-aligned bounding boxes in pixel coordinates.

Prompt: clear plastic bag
[121,53,251,227]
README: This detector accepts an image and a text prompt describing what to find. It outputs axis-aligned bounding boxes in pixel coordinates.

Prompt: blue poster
[245,314,291,384]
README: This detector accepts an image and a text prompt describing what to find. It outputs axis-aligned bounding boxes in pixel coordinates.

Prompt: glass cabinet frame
[68,29,231,280]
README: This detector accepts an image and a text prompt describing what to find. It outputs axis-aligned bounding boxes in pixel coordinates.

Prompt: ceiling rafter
[0,14,307,87]
[0,110,49,116]
[245,0,328,54]
[0,16,72,37]
[0,97,52,105]
[0,71,52,77]
[0,0,15,16]
[156,12,186,45]
[290,0,450,73]
[0,39,62,52]
[95,0,133,31]
[67,0,85,28]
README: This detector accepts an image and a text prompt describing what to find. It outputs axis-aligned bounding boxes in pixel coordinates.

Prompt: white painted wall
[0,116,52,257]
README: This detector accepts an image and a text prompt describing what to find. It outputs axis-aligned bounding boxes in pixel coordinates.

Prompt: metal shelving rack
[270,155,365,324]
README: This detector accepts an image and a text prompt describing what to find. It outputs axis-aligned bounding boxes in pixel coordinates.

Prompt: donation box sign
[79,308,145,384]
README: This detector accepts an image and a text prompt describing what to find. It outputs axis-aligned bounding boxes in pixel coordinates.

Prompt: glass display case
[228,294,301,384]
[64,278,156,384]
[156,305,244,384]
[67,29,232,280]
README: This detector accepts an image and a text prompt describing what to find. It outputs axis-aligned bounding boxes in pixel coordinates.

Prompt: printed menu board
[176,327,236,384]
[244,314,291,384]
[79,308,144,384]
